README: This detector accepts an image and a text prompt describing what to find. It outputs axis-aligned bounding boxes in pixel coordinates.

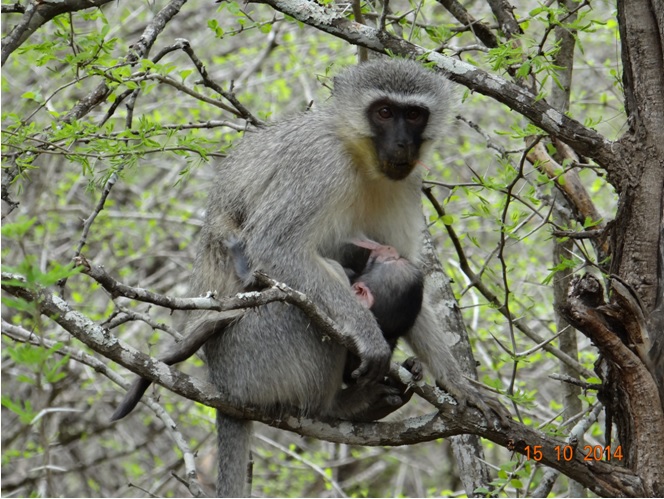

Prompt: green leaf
[441,214,454,225]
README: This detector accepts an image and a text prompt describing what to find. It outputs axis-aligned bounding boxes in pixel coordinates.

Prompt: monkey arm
[237,199,393,383]
[253,244,393,383]
[405,298,510,426]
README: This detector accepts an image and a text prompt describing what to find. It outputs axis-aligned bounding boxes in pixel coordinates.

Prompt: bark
[613,0,664,310]
[560,276,664,496]
[598,1,664,494]
[553,207,586,498]
[421,233,492,496]
[552,0,664,495]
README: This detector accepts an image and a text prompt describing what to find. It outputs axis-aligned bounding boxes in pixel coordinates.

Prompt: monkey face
[366,99,430,181]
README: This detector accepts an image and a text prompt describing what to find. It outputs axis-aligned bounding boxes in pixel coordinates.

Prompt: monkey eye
[377,106,393,120]
[405,108,423,122]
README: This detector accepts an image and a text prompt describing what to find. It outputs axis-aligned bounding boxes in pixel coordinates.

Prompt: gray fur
[190,59,496,497]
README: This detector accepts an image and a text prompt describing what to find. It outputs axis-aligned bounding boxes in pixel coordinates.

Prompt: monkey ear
[352,282,375,309]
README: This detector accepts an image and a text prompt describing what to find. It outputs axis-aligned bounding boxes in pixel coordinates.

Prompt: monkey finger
[351,339,392,383]
[353,383,412,421]
[436,380,510,429]
[467,393,511,430]
[402,356,424,381]
[352,355,391,385]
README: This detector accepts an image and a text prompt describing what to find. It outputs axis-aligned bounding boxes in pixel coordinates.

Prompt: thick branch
[420,231,492,494]
[485,0,522,39]
[78,258,369,361]
[612,0,664,311]
[560,274,664,496]
[617,0,664,137]
[436,0,498,48]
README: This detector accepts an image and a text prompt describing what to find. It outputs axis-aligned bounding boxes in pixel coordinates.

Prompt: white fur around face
[331,58,453,142]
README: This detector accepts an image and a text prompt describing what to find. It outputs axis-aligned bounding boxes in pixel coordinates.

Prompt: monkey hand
[402,356,424,382]
[335,379,414,422]
[349,328,393,385]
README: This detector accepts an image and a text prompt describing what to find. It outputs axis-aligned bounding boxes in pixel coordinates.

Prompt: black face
[367,99,430,181]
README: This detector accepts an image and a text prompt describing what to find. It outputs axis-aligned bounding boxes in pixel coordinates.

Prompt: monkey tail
[216,413,252,497]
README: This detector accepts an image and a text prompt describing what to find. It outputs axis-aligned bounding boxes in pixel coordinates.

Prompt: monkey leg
[329,381,408,422]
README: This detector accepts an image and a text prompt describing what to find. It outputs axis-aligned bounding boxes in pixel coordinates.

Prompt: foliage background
[2,0,628,496]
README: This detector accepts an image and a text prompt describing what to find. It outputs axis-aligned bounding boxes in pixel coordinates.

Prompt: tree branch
[436,0,498,48]
[560,274,664,496]
[1,270,646,497]
[1,0,114,66]
[423,188,594,379]
[249,0,615,168]
[62,0,188,123]
[1,2,26,14]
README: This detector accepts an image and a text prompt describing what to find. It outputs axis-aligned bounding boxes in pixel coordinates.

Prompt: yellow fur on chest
[346,137,381,180]
[348,169,421,257]
[317,136,422,258]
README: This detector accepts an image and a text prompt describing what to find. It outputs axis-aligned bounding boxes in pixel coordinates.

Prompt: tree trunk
[561,1,664,495]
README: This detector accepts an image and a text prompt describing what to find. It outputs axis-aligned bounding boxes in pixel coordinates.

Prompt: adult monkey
[109,238,425,422]
[191,59,506,496]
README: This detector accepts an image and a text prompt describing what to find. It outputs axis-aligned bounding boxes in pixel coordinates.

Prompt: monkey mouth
[382,161,416,181]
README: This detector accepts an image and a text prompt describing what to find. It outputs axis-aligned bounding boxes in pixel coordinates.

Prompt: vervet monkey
[336,239,424,383]
[232,235,427,420]
[188,59,506,496]
[109,238,424,421]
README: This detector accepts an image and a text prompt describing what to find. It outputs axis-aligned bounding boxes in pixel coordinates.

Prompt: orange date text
[523,445,623,462]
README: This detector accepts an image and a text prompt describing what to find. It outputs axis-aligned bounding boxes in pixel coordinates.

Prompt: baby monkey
[336,239,424,385]
[111,238,425,421]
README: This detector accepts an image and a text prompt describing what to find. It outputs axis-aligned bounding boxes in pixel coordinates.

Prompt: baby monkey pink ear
[351,282,375,309]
